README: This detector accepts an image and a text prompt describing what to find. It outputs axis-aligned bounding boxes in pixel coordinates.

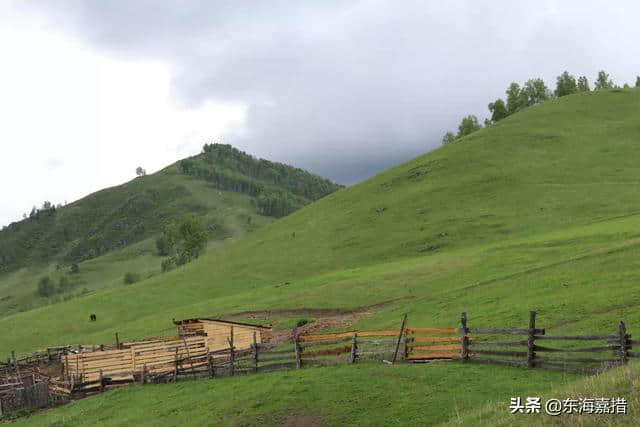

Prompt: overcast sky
[2,1,640,227]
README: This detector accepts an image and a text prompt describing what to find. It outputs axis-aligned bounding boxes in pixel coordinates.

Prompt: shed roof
[173,317,272,330]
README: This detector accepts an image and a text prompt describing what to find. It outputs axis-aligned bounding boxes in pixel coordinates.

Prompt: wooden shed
[173,318,271,352]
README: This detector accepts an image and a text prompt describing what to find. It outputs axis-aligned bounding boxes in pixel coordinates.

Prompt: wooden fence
[462,311,634,374]
[3,310,639,415]
[62,336,207,390]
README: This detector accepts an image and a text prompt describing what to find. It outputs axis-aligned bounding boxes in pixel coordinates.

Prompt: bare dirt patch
[223,298,410,343]
[280,412,325,427]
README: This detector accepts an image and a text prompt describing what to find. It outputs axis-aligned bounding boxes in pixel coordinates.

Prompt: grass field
[3,89,640,425]
[12,364,578,426]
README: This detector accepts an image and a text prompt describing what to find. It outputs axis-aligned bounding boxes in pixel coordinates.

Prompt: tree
[506,82,522,114]
[457,115,482,138]
[554,71,577,97]
[37,276,55,297]
[521,78,550,106]
[635,76,640,88]
[158,213,208,268]
[488,99,508,122]
[441,132,456,145]
[135,166,146,177]
[577,76,590,92]
[594,70,613,90]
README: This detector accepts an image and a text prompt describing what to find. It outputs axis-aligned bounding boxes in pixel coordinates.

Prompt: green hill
[5,89,640,425]
[0,144,342,316]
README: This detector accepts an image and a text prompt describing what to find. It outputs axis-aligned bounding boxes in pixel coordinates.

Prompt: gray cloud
[15,0,640,184]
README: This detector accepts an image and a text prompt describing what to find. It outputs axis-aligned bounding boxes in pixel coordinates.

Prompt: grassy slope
[0,169,275,317]
[5,89,640,425]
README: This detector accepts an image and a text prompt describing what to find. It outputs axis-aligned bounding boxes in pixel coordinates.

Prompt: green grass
[14,363,577,426]
[3,89,640,424]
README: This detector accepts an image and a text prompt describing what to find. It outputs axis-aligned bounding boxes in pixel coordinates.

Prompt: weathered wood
[173,348,178,383]
[527,311,536,368]
[627,351,640,358]
[350,334,357,364]
[535,355,618,363]
[257,362,296,373]
[411,344,461,351]
[406,351,460,359]
[473,349,528,357]
[352,335,396,345]
[470,327,545,335]
[228,327,235,376]
[470,340,528,347]
[460,312,469,361]
[411,336,463,343]
[99,369,104,392]
[140,364,146,384]
[300,346,351,358]
[207,351,213,378]
[115,333,120,349]
[299,332,355,341]
[392,314,407,364]
[406,328,457,334]
[257,355,295,363]
[534,345,620,353]
[619,321,628,365]
[299,338,352,348]
[535,335,618,341]
[294,327,301,368]
[252,332,258,373]
[259,348,296,356]
[356,348,394,355]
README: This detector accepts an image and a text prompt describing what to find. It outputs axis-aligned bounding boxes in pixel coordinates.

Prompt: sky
[1,1,640,227]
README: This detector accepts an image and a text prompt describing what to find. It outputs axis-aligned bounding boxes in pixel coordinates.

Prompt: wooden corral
[63,336,207,383]
[173,318,271,352]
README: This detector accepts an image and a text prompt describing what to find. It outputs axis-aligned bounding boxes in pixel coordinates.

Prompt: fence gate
[404,328,461,362]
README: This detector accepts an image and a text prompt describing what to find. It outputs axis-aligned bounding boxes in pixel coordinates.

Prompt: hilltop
[0,144,342,316]
[5,89,640,425]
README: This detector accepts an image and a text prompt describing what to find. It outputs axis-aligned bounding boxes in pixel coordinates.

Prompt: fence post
[173,348,178,382]
[460,312,469,361]
[527,311,536,369]
[252,332,258,373]
[228,326,235,376]
[140,364,146,384]
[619,321,628,365]
[350,333,357,364]
[115,332,120,349]
[294,328,301,369]
[391,314,408,364]
[207,350,213,378]
[99,369,104,393]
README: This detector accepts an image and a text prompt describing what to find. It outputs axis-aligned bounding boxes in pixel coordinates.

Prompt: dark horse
[90,314,96,321]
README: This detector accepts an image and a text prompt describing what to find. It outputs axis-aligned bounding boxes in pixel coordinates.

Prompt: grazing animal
[90,314,96,322]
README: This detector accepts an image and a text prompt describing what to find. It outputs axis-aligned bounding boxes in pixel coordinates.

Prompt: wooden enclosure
[63,336,207,383]
[174,318,271,352]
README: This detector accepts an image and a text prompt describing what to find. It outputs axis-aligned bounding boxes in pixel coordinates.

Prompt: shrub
[70,263,79,274]
[36,276,55,297]
[123,272,140,285]
[57,276,72,293]
[161,258,176,273]
[296,318,310,327]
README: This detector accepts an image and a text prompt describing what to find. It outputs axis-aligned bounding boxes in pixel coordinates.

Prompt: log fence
[2,310,639,415]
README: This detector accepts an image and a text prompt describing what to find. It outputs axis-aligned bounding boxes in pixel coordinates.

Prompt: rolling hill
[0,144,342,317]
[5,88,640,425]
